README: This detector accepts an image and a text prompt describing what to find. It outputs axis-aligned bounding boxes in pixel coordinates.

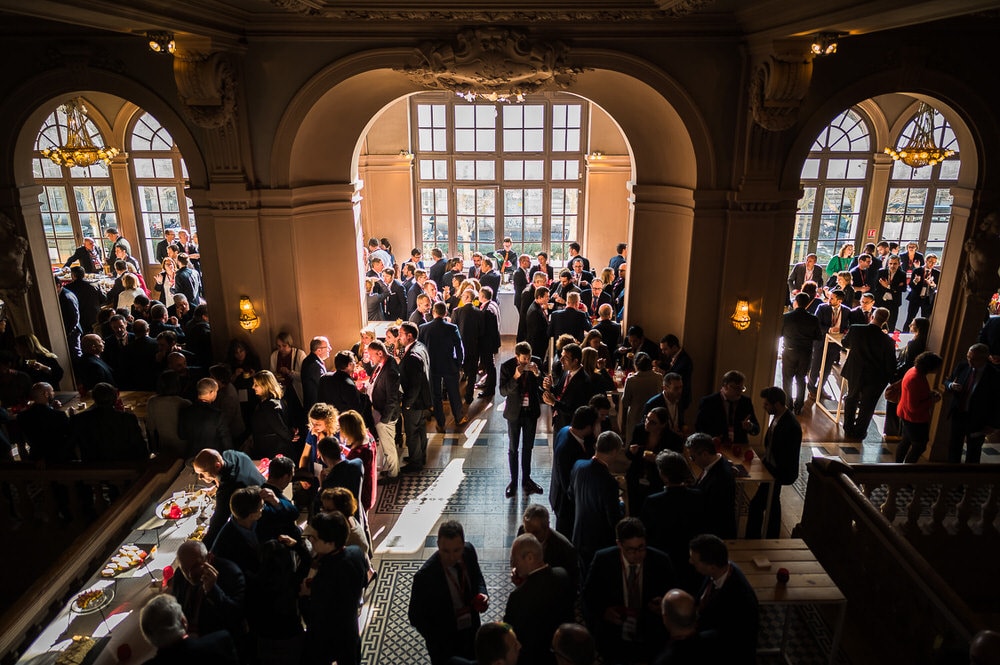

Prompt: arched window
[129,112,197,265]
[792,107,873,267]
[411,92,587,263]
[33,106,119,264]
[881,109,959,258]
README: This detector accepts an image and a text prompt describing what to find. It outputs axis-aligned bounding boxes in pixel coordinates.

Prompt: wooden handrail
[0,458,183,665]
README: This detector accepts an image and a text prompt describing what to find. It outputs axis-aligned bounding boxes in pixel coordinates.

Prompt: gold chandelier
[41,98,120,168]
[884,102,954,169]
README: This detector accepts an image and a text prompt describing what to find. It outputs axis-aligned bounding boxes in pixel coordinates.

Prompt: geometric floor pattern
[374,466,552,514]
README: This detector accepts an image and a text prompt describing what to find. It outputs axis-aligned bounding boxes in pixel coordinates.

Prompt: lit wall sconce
[589,151,605,160]
[810,32,839,56]
[398,149,414,160]
[730,298,751,332]
[238,295,261,332]
[146,31,176,55]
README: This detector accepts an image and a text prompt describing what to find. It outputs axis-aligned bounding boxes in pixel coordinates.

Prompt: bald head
[661,589,697,638]
[30,382,55,404]
[193,449,224,483]
[551,623,595,665]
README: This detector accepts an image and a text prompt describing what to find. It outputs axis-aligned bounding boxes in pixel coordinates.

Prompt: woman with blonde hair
[296,402,340,506]
[250,370,294,458]
[338,409,377,512]
[351,327,377,375]
[153,256,176,302]
[14,333,65,389]
[115,273,145,311]
[581,345,615,395]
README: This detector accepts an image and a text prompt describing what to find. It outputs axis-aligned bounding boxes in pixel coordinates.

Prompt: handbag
[884,380,902,403]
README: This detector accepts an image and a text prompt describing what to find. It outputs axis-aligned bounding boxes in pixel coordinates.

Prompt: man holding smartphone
[499,342,545,498]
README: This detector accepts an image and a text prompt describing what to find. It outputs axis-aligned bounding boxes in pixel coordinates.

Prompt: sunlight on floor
[374,458,467,555]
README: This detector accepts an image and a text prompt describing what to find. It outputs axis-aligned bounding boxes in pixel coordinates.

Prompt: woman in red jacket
[896,351,943,463]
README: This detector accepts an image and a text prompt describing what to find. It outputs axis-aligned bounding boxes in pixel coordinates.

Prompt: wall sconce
[589,151,605,160]
[810,32,839,56]
[146,31,176,55]
[238,295,261,332]
[730,298,751,332]
[398,149,414,160]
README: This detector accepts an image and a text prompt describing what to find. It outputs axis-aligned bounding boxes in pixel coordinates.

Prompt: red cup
[776,568,790,584]
[472,593,488,613]
[744,449,754,463]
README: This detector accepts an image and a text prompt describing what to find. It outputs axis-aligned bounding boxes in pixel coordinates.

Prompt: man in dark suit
[904,253,940,329]
[609,243,627,273]
[944,343,1000,463]
[640,451,706,593]
[139,595,239,665]
[317,351,371,429]
[569,257,593,289]
[257,455,300,542]
[543,343,594,432]
[171,540,247,647]
[504,534,575,665]
[367,340,401,479]
[420,301,466,428]
[786,252,823,299]
[102,314,135,387]
[499,342,544,497]
[582,518,674,663]
[580,279,613,317]
[550,406,599,538]
[875,254,907,331]
[300,336,330,413]
[478,286,502,398]
[656,334,693,412]
[849,253,877,305]
[57,279,83,359]
[76,334,117,391]
[451,291,484,404]
[519,504,580,588]
[512,254,532,315]
[427,247,449,288]
[380,267,408,321]
[179,378,232,458]
[124,319,160,390]
[398,322,432,472]
[593,308,621,357]
[550,270,581,310]
[694,370,760,446]
[524,285,551,362]
[173,254,201,305]
[18,382,73,463]
[548,292,591,343]
[809,289,850,400]
[72,381,147,463]
[406,269,427,316]
[841,307,896,438]
[685,433,737,539]
[567,242,590,273]
[316,435,365,519]
[746,387,802,539]
[781,292,823,414]
[689,535,759,664]
[479,257,502,296]
[652,589,721,663]
[639,372,686,453]
[62,236,104,273]
[409,521,488,665]
[569,431,624,574]
[193,447,265,549]
[64,266,106,334]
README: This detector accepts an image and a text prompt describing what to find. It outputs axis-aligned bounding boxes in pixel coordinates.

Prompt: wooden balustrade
[0,458,183,665]
[794,457,989,662]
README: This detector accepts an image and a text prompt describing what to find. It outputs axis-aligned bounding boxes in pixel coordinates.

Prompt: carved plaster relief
[749,44,814,132]
[173,50,236,129]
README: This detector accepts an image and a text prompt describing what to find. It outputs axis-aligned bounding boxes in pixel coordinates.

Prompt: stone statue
[963,210,1000,300]
[0,212,32,337]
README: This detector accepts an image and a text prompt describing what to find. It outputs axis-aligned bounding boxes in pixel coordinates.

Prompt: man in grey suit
[786,253,823,299]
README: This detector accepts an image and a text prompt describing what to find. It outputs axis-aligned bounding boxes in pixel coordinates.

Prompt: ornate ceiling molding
[396,28,586,98]
[173,50,237,129]
[749,42,814,132]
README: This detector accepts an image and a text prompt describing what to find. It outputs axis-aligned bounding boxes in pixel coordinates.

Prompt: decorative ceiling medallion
[397,28,585,98]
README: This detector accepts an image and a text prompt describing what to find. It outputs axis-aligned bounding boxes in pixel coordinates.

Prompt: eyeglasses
[621,544,647,554]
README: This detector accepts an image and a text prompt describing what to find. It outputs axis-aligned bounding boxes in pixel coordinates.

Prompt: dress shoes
[522,479,544,495]
[477,391,494,400]
[505,483,516,499]
[400,463,424,474]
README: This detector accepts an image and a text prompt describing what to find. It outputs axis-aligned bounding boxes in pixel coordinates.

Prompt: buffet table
[15,466,214,665]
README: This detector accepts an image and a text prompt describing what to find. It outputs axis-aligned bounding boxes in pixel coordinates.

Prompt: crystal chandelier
[884,102,954,169]
[41,98,120,168]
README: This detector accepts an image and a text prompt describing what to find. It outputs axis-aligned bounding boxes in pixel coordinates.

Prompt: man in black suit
[398,322,432,472]
[57,279,83,359]
[639,372,685,453]
[786,252,823,299]
[694,370,760,446]
[64,266,106,334]
[746,387,802,539]
[406,268,426,316]
[547,292,591,343]
[101,314,135,387]
[380,267,408,321]
[543,343,594,432]
[656,334,693,412]
[904,253,940,329]
[428,247,449,287]
[124,319,159,390]
[580,278,613,317]
[410,292,433,326]
[499,342,544,498]
[512,254,532,317]
[841,307,896,438]
[409,521,489,665]
[875,254,907,331]
[76,333,117,391]
[569,257,593,289]
[452,291,484,404]
[139,595,239,665]
[619,325,659,371]
[809,289,850,401]
[179,378,232,458]
[419,301,466,428]
[582,518,674,663]
[316,435,365,519]
[781,292,823,414]
[685,433,737,539]
[519,504,580,588]
[72,382,147,463]
[849,253,877,305]
[504,534,575,665]
[640,451,706,593]
[62,236,104,273]
[944,343,1000,463]
[317,351,371,429]
[652,589,721,663]
[301,336,330,414]
[257,455,300,542]
[155,229,177,263]
[171,540,247,647]
[593,306,621,355]
[173,254,202,305]
[567,242,590,273]
[525,285,551,361]
[193,447,265,549]
[478,286,502,398]
[18,382,73,463]
[479,257,502,297]
[569,430,624,574]
[550,406,599,538]
[550,269,581,310]
[689,534,759,664]
[367,340,401,479]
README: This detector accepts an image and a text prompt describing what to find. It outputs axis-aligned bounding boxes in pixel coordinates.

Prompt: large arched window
[33,106,119,264]
[882,109,960,258]
[792,107,872,267]
[129,112,197,265]
[411,92,588,263]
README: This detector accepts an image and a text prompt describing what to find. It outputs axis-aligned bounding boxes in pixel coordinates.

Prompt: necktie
[370,363,382,386]
[964,368,977,411]
[831,307,840,329]
[626,564,640,610]
[698,580,715,611]
[726,400,735,426]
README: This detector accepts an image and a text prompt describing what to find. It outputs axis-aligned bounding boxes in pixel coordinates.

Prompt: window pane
[939,160,960,180]
[504,130,523,152]
[524,160,544,180]
[827,160,848,179]
[504,161,524,180]
[133,158,155,178]
[800,159,820,179]
[154,159,175,178]
[524,129,544,151]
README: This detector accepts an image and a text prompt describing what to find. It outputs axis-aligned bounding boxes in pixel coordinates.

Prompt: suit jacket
[64,280,106,333]
[300,545,369,665]
[841,323,896,388]
[874,267,907,308]
[419,317,464,375]
[781,307,823,352]
[499,356,543,420]
[593,319,621,354]
[406,280,423,315]
[63,245,103,273]
[551,369,594,428]
[694,393,760,444]
[763,409,802,485]
[203,450,266,549]
[400,342,433,410]
[300,353,327,411]
[73,406,147,463]
[18,403,73,463]
[946,361,1000,433]
[525,302,549,359]
[317,370,366,416]
[504,565,575,665]
[142,631,239,665]
[981,316,1000,357]
[696,563,759,664]
[547,306,591,342]
[479,301,501,355]
[551,281,581,309]
[568,254,591,272]
[480,270,502,297]
[815,302,849,335]
[319,458,365,519]
[75,354,117,390]
[178,401,232,458]
[640,487,706,589]
[619,370,663,442]
[512,267,530,311]
[170,555,246,639]
[451,304,484,359]
[850,265,877,302]
[907,266,941,303]
[569,458,622,561]
[383,278,408,320]
[582,546,674,652]
[370,358,401,423]
[211,519,260,578]
[786,262,823,294]
[580,288,613,315]
[174,267,200,304]
[695,456,737,539]
[408,543,488,659]
[428,258,449,287]
[550,426,592,532]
